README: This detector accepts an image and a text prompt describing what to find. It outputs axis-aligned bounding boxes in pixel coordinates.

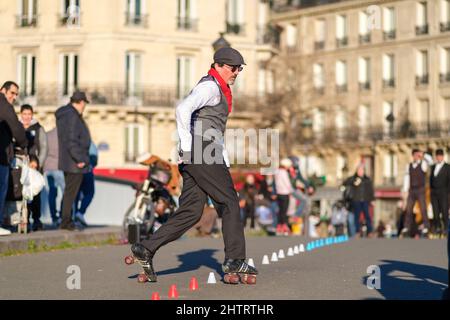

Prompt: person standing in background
[43,127,65,228]
[19,104,48,231]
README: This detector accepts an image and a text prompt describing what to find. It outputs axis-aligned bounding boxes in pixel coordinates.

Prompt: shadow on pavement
[362,259,448,300]
[157,249,223,277]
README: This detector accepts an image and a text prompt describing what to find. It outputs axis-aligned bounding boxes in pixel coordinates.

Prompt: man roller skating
[129,47,258,284]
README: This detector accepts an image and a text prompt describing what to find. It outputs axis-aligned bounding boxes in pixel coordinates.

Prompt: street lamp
[212,32,231,52]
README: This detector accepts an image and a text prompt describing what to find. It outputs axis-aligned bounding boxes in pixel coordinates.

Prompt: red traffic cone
[189,277,199,291]
[168,284,179,299]
[151,292,160,300]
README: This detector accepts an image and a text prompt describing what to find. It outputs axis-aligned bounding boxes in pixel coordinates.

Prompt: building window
[418,99,430,133]
[336,154,347,181]
[415,50,429,86]
[444,98,450,121]
[416,2,428,35]
[285,24,297,54]
[382,54,395,88]
[313,108,325,140]
[335,60,347,93]
[17,0,38,28]
[177,0,197,31]
[336,15,348,48]
[440,0,450,32]
[358,104,370,139]
[359,11,371,44]
[440,47,450,83]
[383,7,396,40]
[177,56,194,99]
[17,54,36,98]
[125,123,144,162]
[313,63,325,94]
[358,57,371,91]
[59,53,78,96]
[125,0,147,27]
[335,106,347,140]
[314,18,325,50]
[60,0,80,27]
[383,152,398,186]
[383,101,394,137]
[125,52,141,99]
[226,0,245,35]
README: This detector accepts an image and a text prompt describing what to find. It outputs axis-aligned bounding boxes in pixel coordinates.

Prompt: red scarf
[208,68,232,113]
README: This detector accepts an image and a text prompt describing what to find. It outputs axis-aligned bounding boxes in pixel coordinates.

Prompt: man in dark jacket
[55,91,91,231]
[430,149,450,238]
[0,81,27,236]
[344,165,375,237]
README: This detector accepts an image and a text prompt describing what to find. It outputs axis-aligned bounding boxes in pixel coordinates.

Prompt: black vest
[409,162,425,189]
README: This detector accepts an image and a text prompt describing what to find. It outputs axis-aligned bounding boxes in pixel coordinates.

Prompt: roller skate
[222,259,258,285]
[125,243,157,283]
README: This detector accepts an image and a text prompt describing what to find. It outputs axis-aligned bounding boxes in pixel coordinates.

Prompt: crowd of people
[0,81,97,236]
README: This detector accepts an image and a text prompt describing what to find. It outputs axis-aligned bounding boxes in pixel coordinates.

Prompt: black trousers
[405,187,430,231]
[244,204,255,229]
[431,189,449,233]
[141,163,246,260]
[27,192,41,223]
[276,194,290,225]
[61,172,83,228]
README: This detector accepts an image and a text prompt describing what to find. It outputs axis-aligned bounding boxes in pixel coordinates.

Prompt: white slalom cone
[278,249,285,259]
[271,252,278,262]
[299,244,305,252]
[287,247,294,256]
[262,255,270,265]
[248,258,255,268]
[207,272,217,284]
[293,246,299,254]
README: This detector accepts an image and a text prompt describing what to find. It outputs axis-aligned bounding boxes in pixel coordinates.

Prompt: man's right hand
[77,162,86,168]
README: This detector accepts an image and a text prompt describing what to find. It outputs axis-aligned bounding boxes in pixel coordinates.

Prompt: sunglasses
[224,64,243,73]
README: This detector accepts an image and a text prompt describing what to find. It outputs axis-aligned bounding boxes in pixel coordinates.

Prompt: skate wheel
[239,274,256,285]
[137,273,148,283]
[223,273,240,284]
[124,256,134,265]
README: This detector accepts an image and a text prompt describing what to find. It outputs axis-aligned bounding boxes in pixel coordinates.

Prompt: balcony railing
[256,25,281,48]
[125,13,148,27]
[226,22,245,35]
[415,24,429,35]
[383,30,396,40]
[314,41,325,51]
[336,37,348,48]
[336,84,348,93]
[286,45,298,54]
[177,17,198,31]
[440,21,450,32]
[359,82,371,91]
[359,33,371,44]
[415,74,429,86]
[58,14,81,27]
[314,87,325,95]
[16,15,38,28]
[299,121,450,145]
[440,72,450,83]
[383,78,395,88]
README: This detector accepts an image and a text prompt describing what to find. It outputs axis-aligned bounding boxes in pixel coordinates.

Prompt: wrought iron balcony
[415,24,429,35]
[177,17,198,31]
[16,15,38,28]
[125,13,148,27]
[383,30,396,40]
